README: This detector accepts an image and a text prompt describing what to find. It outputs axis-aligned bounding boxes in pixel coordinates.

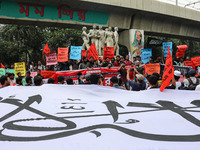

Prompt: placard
[176,45,188,58]
[145,63,160,75]
[70,46,82,60]
[191,56,200,66]
[163,42,172,57]
[58,47,69,62]
[103,47,114,61]
[46,51,58,65]
[14,62,26,77]
[141,49,152,64]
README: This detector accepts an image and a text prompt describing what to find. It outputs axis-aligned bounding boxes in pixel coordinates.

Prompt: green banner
[0,68,5,77]
[0,0,109,25]
[5,69,15,75]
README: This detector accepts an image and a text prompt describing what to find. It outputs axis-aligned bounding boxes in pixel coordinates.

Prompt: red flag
[176,45,188,58]
[160,47,174,92]
[0,63,5,69]
[43,43,50,54]
[87,43,99,60]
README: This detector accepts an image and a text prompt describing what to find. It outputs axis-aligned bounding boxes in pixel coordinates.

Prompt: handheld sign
[103,47,114,61]
[14,62,26,77]
[58,47,69,62]
[184,61,195,70]
[70,46,82,60]
[141,49,152,64]
[30,72,37,78]
[191,56,200,67]
[145,63,160,75]
[176,45,188,58]
[163,42,172,57]
[46,51,58,66]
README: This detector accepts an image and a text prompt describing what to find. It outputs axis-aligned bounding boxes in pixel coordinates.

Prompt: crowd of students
[0,54,200,91]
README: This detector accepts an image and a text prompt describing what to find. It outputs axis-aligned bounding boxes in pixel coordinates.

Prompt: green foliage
[144,35,200,59]
[0,25,82,66]
[1,24,200,66]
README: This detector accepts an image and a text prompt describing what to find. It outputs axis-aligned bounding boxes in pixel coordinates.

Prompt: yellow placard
[14,62,26,77]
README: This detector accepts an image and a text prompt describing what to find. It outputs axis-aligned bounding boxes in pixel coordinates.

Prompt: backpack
[187,78,199,90]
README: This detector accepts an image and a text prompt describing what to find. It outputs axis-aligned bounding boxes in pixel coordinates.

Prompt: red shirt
[118,68,127,82]
[114,61,121,67]
[124,60,132,66]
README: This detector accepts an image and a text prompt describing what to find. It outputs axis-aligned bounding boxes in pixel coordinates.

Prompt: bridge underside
[1,0,200,42]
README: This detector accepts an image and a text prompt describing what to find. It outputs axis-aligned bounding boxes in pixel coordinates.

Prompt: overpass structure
[1,0,200,50]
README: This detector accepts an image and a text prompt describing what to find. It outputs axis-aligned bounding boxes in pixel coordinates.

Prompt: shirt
[118,68,127,82]
[102,62,110,67]
[124,60,133,66]
[114,61,121,67]
[135,66,144,74]
[129,79,146,91]
[38,65,45,70]
[183,77,200,87]
[79,62,90,69]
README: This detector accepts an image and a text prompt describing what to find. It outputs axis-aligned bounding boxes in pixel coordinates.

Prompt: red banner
[145,63,160,75]
[103,47,114,61]
[176,45,188,58]
[191,56,200,66]
[184,61,195,70]
[52,67,141,86]
[88,43,99,60]
[43,43,50,54]
[41,70,56,79]
[160,47,174,92]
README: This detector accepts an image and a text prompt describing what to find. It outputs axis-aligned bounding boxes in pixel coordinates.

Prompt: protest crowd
[0,45,200,92]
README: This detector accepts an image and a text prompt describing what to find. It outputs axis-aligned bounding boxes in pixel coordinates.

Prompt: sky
[156,0,200,11]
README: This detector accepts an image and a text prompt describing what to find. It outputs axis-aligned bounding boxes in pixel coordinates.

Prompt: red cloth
[160,47,174,92]
[124,60,133,66]
[0,63,5,69]
[114,61,121,67]
[118,68,127,82]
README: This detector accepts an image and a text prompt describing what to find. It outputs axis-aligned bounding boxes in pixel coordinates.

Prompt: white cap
[174,70,181,77]
[136,74,144,81]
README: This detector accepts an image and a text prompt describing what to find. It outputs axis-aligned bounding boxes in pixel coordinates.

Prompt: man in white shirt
[174,70,181,90]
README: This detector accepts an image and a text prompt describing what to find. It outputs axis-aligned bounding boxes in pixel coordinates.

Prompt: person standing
[127,69,146,91]
[124,55,133,66]
[118,62,129,90]
[38,61,45,70]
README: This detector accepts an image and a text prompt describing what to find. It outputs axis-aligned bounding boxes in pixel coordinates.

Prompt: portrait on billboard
[130,29,144,57]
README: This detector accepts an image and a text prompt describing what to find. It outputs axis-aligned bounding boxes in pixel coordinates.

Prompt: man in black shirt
[101,57,111,67]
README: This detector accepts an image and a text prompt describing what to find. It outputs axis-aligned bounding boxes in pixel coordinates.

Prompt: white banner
[0,85,200,150]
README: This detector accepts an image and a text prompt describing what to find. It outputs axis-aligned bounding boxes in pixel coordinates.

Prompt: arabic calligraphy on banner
[0,86,200,150]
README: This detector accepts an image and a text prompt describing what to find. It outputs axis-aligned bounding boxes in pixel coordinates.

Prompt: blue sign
[141,49,152,64]
[163,42,172,57]
[70,46,82,60]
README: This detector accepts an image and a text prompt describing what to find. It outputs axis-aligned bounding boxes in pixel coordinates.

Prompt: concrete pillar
[119,30,131,55]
